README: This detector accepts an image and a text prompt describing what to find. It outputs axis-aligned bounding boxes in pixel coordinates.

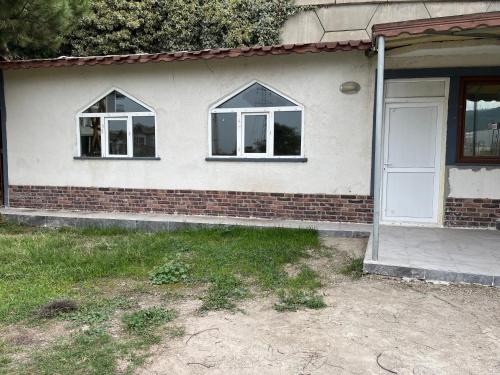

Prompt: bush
[122,307,176,334]
[149,260,190,285]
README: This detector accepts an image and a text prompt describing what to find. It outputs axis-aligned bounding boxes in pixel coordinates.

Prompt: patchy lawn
[1,223,498,375]
[0,223,324,374]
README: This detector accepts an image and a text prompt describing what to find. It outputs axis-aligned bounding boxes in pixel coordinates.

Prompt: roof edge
[0,41,372,70]
[372,11,500,38]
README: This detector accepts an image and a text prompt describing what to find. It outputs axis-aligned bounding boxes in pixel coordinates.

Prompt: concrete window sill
[205,157,307,163]
[74,157,161,161]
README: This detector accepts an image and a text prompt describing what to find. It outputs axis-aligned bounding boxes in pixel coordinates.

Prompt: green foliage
[62,0,297,57]
[199,274,249,312]
[274,289,326,312]
[340,257,364,279]
[149,259,190,285]
[285,265,322,291]
[0,223,319,323]
[26,330,117,375]
[122,307,176,334]
[0,0,88,59]
[65,297,133,326]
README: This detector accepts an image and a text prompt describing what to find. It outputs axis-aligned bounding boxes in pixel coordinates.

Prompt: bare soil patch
[137,237,500,375]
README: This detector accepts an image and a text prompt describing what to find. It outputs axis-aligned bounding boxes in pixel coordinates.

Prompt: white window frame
[208,81,305,159]
[75,87,157,158]
[242,112,270,157]
[104,117,130,158]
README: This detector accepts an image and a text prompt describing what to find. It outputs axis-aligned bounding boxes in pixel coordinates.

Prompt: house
[0,2,499,285]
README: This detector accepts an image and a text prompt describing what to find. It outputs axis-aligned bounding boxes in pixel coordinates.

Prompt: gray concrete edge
[363,234,499,287]
[0,208,371,238]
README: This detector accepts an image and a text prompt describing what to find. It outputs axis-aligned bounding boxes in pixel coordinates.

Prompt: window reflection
[463,83,500,158]
[108,119,128,155]
[218,83,295,108]
[274,111,301,156]
[244,115,267,153]
[133,116,155,157]
[79,117,101,157]
[212,113,237,156]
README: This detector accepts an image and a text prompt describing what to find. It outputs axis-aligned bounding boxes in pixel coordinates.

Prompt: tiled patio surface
[364,225,500,287]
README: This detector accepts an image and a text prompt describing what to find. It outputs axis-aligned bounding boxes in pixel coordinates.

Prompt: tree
[62,0,297,57]
[0,0,88,60]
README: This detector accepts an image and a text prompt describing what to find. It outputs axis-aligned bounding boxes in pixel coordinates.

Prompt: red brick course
[9,185,374,223]
[444,197,500,228]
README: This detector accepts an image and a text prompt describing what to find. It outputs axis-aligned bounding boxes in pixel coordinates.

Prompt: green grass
[199,274,249,312]
[23,329,152,375]
[122,307,176,334]
[0,223,319,323]
[0,222,323,374]
[340,257,364,279]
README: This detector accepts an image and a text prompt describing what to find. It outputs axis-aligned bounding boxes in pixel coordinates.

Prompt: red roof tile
[373,11,500,38]
[0,41,371,70]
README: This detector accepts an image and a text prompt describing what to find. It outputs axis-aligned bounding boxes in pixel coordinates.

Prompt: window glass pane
[212,113,237,156]
[84,91,149,113]
[274,111,302,156]
[114,91,149,112]
[463,82,500,158]
[108,119,128,155]
[79,117,101,157]
[244,114,267,153]
[133,116,155,157]
[218,83,295,108]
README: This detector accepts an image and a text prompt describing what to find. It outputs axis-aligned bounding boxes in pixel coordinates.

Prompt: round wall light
[340,81,361,94]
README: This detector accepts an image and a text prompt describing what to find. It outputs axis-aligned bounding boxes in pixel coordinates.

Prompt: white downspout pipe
[372,36,385,261]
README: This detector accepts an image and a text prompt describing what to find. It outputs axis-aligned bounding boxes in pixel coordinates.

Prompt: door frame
[381,100,445,225]
[379,77,450,227]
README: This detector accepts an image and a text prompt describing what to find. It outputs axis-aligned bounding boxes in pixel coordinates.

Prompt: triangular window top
[217,83,296,109]
[83,90,150,113]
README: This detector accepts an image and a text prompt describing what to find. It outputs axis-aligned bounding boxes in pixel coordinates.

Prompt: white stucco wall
[447,167,500,199]
[4,52,375,195]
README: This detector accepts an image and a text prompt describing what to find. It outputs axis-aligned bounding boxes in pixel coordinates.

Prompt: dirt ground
[137,237,500,375]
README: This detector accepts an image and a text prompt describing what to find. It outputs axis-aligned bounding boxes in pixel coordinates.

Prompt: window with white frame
[209,82,304,158]
[77,89,157,158]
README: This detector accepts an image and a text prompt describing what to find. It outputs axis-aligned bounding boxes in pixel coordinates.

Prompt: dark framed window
[457,77,500,164]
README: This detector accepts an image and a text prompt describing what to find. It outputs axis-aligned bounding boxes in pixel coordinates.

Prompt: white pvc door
[382,102,443,224]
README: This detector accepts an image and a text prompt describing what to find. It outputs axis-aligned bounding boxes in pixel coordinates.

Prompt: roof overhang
[372,11,500,50]
[0,41,371,70]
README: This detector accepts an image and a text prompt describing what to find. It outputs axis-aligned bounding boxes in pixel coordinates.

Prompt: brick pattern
[444,198,500,228]
[9,185,374,223]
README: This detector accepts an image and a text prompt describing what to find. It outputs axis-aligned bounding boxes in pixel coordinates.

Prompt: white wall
[447,167,500,199]
[4,52,375,195]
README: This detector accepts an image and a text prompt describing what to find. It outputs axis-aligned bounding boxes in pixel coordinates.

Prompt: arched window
[77,89,157,158]
[209,81,304,159]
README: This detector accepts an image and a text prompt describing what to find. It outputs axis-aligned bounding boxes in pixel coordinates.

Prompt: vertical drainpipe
[0,70,7,207]
[372,36,385,261]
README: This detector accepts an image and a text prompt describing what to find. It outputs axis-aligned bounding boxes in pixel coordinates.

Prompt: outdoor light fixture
[340,81,361,94]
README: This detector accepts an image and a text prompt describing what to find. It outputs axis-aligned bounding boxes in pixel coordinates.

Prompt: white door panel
[385,172,435,219]
[386,107,437,168]
[382,102,443,224]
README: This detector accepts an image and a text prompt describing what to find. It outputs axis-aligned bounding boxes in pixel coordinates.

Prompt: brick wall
[9,185,374,223]
[444,198,500,228]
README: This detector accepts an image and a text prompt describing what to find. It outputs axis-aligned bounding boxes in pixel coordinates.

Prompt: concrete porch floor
[364,225,500,287]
